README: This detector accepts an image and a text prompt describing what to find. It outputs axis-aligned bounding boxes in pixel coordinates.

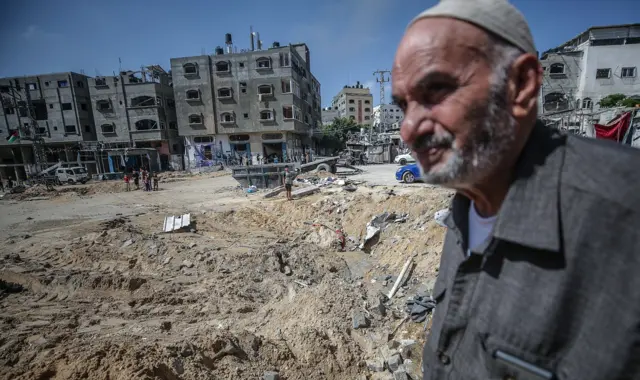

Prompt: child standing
[124,174,131,191]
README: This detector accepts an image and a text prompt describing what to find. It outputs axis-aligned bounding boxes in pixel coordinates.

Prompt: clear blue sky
[1,0,638,106]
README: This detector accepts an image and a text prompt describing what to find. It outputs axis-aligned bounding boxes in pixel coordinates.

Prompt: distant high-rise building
[372,104,404,131]
[330,82,373,125]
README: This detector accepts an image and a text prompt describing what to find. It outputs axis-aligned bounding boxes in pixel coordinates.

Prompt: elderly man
[392,0,640,379]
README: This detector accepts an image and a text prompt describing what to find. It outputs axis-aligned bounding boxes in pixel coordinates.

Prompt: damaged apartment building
[540,23,640,134]
[171,31,322,169]
[89,66,182,172]
[0,72,98,182]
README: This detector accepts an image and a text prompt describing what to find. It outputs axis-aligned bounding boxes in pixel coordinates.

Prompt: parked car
[55,167,89,184]
[393,153,416,165]
[395,163,421,183]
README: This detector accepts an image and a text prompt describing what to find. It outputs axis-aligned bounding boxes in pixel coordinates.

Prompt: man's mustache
[411,132,454,153]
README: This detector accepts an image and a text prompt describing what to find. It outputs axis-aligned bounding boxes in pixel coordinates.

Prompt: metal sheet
[163,213,191,232]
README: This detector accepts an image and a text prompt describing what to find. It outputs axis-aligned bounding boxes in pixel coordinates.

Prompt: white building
[321,106,340,125]
[540,23,640,117]
[372,104,404,130]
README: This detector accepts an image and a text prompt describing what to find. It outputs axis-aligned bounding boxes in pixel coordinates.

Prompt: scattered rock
[393,367,409,380]
[163,256,172,265]
[189,242,197,248]
[352,311,370,329]
[263,371,280,380]
[283,265,292,276]
[196,254,203,262]
[121,239,134,248]
[399,340,419,359]
[366,358,385,372]
[388,353,403,372]
[182,260,194,269]
[172,358,184,375]
[160,321,172,331]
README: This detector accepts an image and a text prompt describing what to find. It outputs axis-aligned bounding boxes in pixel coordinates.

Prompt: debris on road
[163,213,192,232]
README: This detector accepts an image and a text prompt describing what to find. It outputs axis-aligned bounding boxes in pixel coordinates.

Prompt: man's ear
[510,54,542,119]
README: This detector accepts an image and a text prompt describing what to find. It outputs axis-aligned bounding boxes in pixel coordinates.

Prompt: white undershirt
[467,201,497,256]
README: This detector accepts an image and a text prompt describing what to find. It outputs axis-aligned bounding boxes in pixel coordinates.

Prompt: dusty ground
[0,166,452,380]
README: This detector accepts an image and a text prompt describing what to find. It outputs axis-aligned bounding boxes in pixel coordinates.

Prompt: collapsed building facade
[89,66,182,172]
[0,72,98,183]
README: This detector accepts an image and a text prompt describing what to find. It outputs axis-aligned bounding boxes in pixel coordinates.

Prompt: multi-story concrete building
[372,104,404,131]
[321,106,340,125]
[540,23,640,126]
[0,72,98,182]
[330,82,373,125]
[88,66,182,172]
[171,34,322,168]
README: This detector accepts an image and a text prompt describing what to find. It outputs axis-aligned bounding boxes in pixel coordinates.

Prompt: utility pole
[373,69,391,135]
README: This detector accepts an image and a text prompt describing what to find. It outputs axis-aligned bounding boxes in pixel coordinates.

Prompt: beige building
[330,81,373,125]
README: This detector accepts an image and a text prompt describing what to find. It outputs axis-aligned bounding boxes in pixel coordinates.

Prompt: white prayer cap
[408,0,536,55]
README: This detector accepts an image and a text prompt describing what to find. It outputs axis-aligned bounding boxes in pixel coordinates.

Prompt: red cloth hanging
[594,112,632,142]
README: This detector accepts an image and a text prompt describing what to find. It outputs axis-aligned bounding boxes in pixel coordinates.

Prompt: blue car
[395,163,421,183]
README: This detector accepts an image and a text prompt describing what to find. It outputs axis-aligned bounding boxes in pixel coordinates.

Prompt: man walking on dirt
[393,0,640,379]
[282,165,295,201]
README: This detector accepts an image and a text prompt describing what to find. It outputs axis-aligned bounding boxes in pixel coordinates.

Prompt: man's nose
[400,103,434,147]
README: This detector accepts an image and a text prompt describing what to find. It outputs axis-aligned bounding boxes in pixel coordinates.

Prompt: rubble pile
[0,182,452,379]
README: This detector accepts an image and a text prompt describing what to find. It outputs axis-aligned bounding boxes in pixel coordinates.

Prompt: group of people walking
[123,168,158,192]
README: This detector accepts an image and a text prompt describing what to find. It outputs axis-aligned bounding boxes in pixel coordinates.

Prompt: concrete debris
[387,353,403,372]
[352,311,371,329]
[263,186,285,199]
[393,367,409,380]
[121,239,134,248]
[181,260,194,269]
[163,213,192,233]
[399,340,419,360]
[292,185,320,199]
[366,358,386,372]
[434,208,449,227]
[263,371,280,380]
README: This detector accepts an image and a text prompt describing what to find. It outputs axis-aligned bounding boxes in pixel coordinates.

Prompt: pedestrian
[393,1,640,379]
[140,169,147,191]
[153,172,159,191]
[145,172,152,191]
[282,165,296,201]
[133,169,140,190]
[123,173,130,192]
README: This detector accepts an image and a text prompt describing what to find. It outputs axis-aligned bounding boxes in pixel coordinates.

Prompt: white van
[56,167,89,184]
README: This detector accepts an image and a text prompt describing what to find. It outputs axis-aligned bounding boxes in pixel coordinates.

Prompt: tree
[318,117,367,152]
[598,94,640,108]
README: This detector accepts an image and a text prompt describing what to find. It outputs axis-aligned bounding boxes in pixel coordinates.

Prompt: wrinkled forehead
[393,18,493,90]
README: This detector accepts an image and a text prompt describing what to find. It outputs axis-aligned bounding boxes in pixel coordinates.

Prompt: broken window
[256,57,271,69]
[96,100,112,111]
[281,79,292,94]
[101,124,115,134]
[80,103,87,111]
[243,113,249,119]
[596,68,611,79]
[36,127,46,135]
[279,52,291,67]
[62,103,72,111]
[58,80,69,88]
[4,107,14,114]
[217,88,232,98]
[582,98,593,109]
[258,85,272,96]
[167,99,175,108]
[621,67,636,78]
[549,63,565,75]
[169,121,177,130]
[84,125,91,133]
[349,99,355,104]
[194,136,214,143]
[349,107,355,112]
[365,116,370,120]
[215,61,230,72]
[543,92,569,112]
[0,86,9,93]
[183,63,198,75]
[27,83,37,90]
[259,110,273,121]
[220,112,234,123]
[365,108,370,112]
[283,105,293,119]
[95,78,107,87]
[203,146,213,159]
[76,81,84,88]
[189,114,202,124]
[64,125,76,133]
[135,119,158,130]
[364,100,370,104]
[130,96,156,107]
[186,90,200,100]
